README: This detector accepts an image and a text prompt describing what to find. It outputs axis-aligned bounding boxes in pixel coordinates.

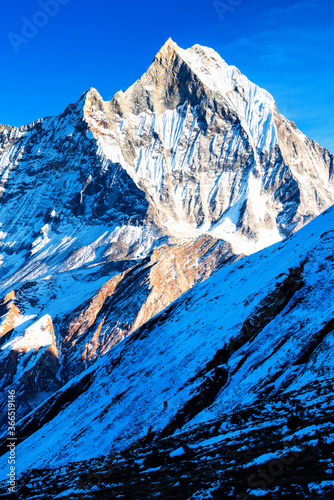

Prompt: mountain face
[1,40,333,276]
[0,39,333,497]
[1,202,333,499]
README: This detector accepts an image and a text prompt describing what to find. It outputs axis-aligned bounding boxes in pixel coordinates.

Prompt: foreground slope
[1,204,333,498]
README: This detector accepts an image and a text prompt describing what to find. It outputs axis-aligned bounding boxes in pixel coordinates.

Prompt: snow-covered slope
[1,203,333,498]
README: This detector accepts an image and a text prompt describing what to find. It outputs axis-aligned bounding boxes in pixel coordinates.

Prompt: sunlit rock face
[59,235,241,382]
[0,291,60,430]
[0,39,333,426]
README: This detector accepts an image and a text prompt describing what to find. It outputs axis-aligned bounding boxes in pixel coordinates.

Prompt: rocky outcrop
[0,294,60,430]
[60,235,240,382]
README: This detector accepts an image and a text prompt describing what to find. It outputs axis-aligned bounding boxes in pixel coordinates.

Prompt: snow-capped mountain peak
[79,40,334,253]
[0,40,333,450]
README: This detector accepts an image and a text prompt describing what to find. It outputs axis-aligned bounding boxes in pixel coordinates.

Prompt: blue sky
[1,0,333,151]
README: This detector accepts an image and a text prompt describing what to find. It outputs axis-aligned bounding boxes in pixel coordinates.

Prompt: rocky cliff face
[59,235,240,383]
[0,39,333,432]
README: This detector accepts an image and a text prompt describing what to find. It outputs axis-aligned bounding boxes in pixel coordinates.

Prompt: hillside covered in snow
[0,191,334,499]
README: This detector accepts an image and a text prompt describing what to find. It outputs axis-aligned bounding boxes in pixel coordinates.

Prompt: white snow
[178,43,278,153]
[1,314,53,353]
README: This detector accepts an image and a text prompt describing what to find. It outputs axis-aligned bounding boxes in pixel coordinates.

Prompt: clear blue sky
[1,0,333,151]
